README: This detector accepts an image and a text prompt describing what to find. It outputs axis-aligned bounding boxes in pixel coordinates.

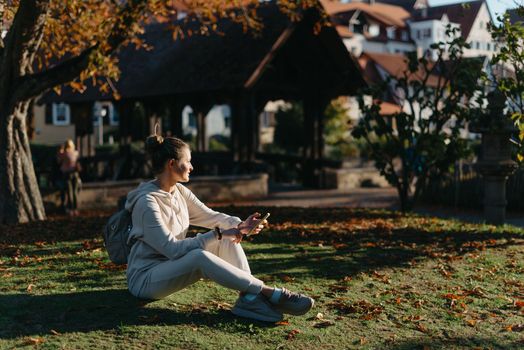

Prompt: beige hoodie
[124,180,242,295]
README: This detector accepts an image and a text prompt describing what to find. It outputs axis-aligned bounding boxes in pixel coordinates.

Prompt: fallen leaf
[360,337,368,345]
[26,284,36,293]
[278,274,295,282]
[313,320,335,328]
[506,324,524,332]
[466,319,478,327]
[24,337,45,345]
[416,323,428,333]
[275,320,290,326]
[286,329,300,340]
[50,329,60,335]
[514,300,524,309]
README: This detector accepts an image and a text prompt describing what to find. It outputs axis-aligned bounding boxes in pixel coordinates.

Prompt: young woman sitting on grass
[124,133,314,322]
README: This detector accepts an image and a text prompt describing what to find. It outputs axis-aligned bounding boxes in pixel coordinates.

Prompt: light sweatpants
[138,239,265,300]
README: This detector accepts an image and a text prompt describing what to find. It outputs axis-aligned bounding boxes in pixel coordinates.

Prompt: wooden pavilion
[42,1,366,187]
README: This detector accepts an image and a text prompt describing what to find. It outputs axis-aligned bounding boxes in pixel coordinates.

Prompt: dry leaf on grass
[313,320,335,328]
[24,337,45,345]
[416,323,428,333]
[286,329,300,340]
[506,324,524,332]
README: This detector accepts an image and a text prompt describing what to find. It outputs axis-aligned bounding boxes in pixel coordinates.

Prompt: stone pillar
[472,90,517,225]
[475,132,517,225]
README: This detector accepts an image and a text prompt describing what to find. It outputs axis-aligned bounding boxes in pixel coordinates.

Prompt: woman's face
[171,147,193,183]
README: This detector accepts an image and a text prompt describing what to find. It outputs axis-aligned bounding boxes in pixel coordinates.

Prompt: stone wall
[321,167,389,190]
[43,173,268,210]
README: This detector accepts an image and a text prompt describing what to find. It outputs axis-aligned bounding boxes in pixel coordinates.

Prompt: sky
[430,0,522,21]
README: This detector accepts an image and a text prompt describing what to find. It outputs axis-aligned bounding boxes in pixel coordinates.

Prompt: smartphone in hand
[246,213,270,236]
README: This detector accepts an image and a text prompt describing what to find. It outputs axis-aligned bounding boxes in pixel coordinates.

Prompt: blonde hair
[64,139,75,151]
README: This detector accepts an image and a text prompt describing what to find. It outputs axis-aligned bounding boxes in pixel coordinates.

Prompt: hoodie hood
[125,180,174,213]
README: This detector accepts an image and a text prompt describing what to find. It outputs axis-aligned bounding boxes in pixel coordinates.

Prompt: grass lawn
[1,206,523,350]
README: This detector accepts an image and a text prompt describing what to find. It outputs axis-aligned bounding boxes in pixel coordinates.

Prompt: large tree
[0,0,321,224]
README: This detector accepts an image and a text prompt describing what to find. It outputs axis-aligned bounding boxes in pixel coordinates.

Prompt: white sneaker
[231,294,283,322]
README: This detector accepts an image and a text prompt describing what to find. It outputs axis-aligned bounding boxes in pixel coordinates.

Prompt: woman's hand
[221,228,243,244]
[237,212,268,236]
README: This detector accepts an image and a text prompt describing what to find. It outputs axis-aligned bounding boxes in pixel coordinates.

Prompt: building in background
[324,0,496,59]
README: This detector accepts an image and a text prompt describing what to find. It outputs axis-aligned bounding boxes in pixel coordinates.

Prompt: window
[401,30,408,41]
[224,115,231,128]
[386,27,395,40]
[92,101,116,126]
[368,24,380,37]
[487,42,491,51]
[476,41,480,49]
[423,28,431,38]
[52,103,71,126]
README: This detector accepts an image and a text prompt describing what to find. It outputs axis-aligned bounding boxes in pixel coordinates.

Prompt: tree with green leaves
[0,0,321,224]
[489,5,524,160]
[352,27,485,212]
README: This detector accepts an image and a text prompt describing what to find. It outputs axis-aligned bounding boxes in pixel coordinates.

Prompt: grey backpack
[103,209,134,264]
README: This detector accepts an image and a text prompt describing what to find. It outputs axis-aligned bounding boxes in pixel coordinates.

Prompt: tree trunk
[0,101,46,224]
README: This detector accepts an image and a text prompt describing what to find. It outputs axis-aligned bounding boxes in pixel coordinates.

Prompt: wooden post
[231,94,256,166]
[192,103,212,152]
[168,99,184,138]
[302,93,328,187]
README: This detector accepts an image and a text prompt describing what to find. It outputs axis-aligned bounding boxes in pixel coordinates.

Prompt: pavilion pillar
[302,93,328,187]
[115,99,134,145]
[231,93,259,169]
[192,103,212,152]
[168,100,184,138]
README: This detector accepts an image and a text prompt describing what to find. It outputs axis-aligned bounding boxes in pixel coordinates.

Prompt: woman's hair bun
[145,134,164,154]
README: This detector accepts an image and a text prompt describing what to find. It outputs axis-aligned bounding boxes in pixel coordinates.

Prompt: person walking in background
[58,139,81,216]
[124,132,314,322]
[53,144,67,213]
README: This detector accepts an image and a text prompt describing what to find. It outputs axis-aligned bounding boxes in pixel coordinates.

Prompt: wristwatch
[214,226,222,240]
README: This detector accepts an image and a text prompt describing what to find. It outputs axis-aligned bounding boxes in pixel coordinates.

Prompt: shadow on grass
[385,337,522,350]
[245,228,524,280]
[0,289,275,340]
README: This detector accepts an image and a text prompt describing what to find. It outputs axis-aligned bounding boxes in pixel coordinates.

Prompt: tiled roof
[507,8,524,25]
[377,100,402,115]
[361,51,441,87]
[335,25,353,38]
[374,0,422,12]
[320,0,410,28]
[411,0,485,39]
